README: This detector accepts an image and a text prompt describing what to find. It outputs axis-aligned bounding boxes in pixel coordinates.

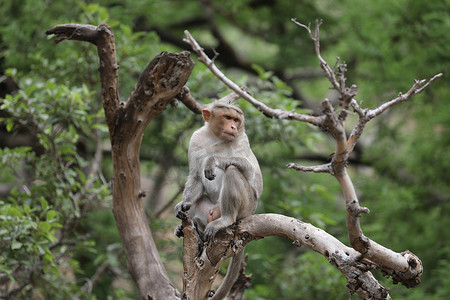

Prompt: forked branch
[47,23,194,300]
[183,19,442,299]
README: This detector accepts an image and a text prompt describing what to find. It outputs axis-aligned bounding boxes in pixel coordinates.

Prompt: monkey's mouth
[224,132,236,138]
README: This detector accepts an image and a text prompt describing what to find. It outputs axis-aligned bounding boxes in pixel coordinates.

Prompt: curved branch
[180,212,421,299]
[179,212,422,299]
[238,214,422,297]
[46,23,119,131]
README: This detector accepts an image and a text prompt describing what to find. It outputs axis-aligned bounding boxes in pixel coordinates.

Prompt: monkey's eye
[234,118,239,122]
[225,115,232,120]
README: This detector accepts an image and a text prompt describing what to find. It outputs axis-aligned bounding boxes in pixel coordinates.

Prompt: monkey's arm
[175,172,204,219]
[204,156,254,181]
[182,173,204,203]
[175,135,207,217]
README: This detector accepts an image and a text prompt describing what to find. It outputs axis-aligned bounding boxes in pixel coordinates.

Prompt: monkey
[193,195,221,223]
[175,94,263,299]
[207,206,220,223]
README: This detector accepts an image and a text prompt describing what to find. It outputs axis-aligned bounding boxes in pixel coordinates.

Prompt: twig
[291,19,341,93]
[367,73,443,119]
[154,185,184,219]
[347,73,443,153]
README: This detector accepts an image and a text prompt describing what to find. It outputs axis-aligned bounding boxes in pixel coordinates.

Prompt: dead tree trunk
[46,23,194,300]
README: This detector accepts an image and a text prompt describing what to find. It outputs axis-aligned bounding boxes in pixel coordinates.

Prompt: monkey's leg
[204,166,254,240]
[191,195,216,241]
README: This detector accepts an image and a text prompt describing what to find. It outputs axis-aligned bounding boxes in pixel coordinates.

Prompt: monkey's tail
[210,249,244,300]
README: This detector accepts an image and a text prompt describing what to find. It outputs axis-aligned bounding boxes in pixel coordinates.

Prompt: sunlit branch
[286,162,332,174]
[183,30,324,126]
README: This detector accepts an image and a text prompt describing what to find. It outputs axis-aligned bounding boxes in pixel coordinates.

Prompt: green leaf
[40,197,48,210]
[46,210,56,221]
[5,118,14,132]
[11,241,22,250]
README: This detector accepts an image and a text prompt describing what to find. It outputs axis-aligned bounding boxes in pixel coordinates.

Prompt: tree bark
[46,23,194,299]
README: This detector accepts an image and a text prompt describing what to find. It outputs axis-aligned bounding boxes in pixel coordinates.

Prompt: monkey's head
[203,101,244,142]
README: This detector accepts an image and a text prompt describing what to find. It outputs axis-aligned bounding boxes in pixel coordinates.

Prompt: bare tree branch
[291,19,341,93]
[46,24,120,130]
[369,74,443,119]
[286,162,332,174]
[183,18,441,299]
[347,73,443,154]
[174,86,206,114]
[183,30,325,126]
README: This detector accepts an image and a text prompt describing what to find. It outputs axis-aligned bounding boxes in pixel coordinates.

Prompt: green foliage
[0,74,113,298]
[0,0,448,299]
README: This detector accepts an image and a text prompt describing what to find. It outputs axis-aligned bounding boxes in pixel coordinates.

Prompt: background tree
[1,0,448,299]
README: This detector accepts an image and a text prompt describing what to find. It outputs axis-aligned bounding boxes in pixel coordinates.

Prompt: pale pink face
[203,107,243,142]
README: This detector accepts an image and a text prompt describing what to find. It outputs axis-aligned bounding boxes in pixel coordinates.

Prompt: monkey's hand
[174,224,184,238]
[204,157,217,181]
[175,201,191,220]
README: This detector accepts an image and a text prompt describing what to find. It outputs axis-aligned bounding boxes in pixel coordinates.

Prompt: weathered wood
[47,23,194,299]
[108,51,193,299]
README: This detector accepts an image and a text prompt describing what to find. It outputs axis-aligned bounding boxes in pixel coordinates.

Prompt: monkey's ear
[202,109,211,122]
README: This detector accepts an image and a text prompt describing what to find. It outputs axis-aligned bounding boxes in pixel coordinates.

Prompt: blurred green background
[0,0,448,299]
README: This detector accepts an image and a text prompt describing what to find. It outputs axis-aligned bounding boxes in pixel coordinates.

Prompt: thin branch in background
[291,19,341,93]
[81,260,110,295]
[153,185,184,219]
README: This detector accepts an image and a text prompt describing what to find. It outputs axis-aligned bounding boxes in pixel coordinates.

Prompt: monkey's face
[209,107,243,142]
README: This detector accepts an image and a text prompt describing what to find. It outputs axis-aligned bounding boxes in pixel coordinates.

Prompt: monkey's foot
[204,224,222,241]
